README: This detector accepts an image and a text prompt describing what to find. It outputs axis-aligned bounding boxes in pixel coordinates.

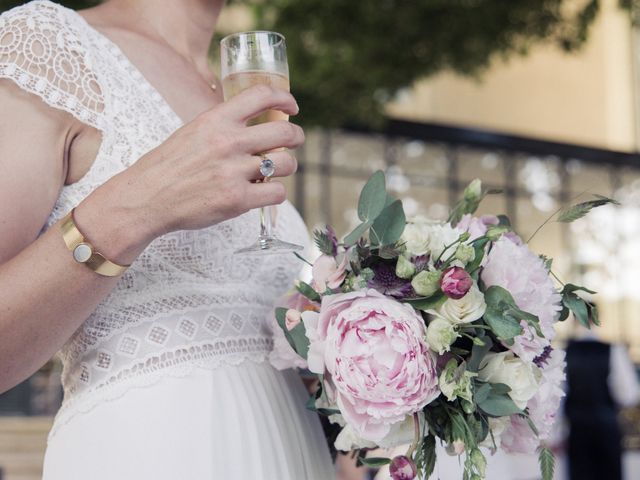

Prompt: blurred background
[2,0,640,479]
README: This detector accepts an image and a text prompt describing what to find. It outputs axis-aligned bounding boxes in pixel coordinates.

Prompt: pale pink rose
[268,291,319,370]
[501,349,566,454]
[285,309,302,330]
[312,254,349,293]
[440,267,473,299]
[481,238,562,361]
[307,289,440,442]
[457,214,499,241]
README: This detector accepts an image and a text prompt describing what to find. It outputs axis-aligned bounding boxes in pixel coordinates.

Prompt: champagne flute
[220,31,304,254]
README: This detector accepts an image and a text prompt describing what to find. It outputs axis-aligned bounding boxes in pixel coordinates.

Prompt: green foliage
[242,0,633,126]
[358,456,391,468]
[476,383,522,417]
[344,170,406,247]
[415,434,437,479]
[558,284,599,327]
[295,280,321,302]
[370,200,406,247]
[538,446,556,480]
[483,286,528,341]
[313,227,338,256]
[557,195,620,223]
[275,307,310,358]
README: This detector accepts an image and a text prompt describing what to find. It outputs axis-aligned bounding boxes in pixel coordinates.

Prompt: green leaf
[557,196,619,223]
[489,383,512,395]
[344,221,372,247]
[468,335,493,372]
[560,284,595,328]
[370,199,406,247]
[358,457,392,468]
[275,307,310,359]
[474,382,491,404]
[357,171,387,222]
[418,435,436,479]
[296,281,322,302]
[465,237,490,273]
[403,293,447,311]
[483,287,525,341]
[477,392,522,417]
[538,446,555,480]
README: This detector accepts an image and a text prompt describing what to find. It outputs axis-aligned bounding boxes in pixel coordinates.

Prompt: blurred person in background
[564,314,640,480]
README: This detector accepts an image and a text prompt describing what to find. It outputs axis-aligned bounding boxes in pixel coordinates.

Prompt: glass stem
[260,206,273,238]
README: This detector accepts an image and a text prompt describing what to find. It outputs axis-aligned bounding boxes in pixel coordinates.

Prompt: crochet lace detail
[0,1,309,436]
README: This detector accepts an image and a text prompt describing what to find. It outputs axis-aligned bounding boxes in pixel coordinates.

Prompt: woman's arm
[0,82,303,393]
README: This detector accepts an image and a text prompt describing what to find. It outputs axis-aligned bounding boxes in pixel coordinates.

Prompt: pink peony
[312,254,349,293]
[481,238,562,361]
[268,291,319,370]
[306,289,440,442]
[457,214,499,241]
[441,267,473,299]
[501,349,566,454]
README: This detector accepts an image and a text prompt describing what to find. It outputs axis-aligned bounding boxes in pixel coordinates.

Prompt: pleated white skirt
[43,362,335,480]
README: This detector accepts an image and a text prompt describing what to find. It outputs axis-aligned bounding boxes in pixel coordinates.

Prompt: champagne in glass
[220,31,303,254]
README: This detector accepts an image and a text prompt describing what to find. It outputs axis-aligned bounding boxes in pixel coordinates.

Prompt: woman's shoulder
[0,0,105,130]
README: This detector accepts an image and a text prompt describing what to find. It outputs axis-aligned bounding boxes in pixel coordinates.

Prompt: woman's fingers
[219,85,299,124]
[240,150,298,181]
[244,180,288,210]
[239,121,305,153]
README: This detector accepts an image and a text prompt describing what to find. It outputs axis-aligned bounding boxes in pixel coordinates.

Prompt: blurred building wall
[388,0,638,152]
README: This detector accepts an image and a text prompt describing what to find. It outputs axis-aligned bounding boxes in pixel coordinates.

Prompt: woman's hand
[78,85,303,260]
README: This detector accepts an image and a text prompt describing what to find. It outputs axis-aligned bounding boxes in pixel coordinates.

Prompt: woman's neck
[97,0,224,66]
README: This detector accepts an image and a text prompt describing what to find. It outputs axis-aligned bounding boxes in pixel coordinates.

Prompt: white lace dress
[0,2,334,478]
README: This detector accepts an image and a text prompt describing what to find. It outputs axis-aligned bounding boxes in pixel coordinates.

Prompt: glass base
[234,236,304,255]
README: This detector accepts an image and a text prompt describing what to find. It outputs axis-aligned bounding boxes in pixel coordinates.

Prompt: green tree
[1,0,634,126]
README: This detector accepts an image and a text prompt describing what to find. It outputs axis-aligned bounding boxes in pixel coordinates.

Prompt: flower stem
[406,412,421,458]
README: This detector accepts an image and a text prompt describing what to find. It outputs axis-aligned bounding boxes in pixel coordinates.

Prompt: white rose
[377,414,425,449]
[426,318,459,354]
[478,352,541,409]
[401,221,432,256]
[434,284,486,324]
[480,416,510,450]
[401,219,462,259]
[334,424,376,451]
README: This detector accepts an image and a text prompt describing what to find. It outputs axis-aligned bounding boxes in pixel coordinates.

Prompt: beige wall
[388,0,638,152]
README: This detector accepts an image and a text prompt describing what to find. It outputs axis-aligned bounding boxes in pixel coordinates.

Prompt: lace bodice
[0,1,309,433]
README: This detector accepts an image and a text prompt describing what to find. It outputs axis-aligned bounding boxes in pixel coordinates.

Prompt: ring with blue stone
[259,155,276,180]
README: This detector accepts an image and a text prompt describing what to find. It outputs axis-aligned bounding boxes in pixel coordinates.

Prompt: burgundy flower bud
[441,267,473,299]
[389,455,417,480]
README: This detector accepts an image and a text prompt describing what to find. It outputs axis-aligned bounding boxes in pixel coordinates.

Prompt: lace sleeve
[0,1,104,130]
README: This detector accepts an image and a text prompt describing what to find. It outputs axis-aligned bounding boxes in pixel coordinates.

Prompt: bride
[0,0,334,478]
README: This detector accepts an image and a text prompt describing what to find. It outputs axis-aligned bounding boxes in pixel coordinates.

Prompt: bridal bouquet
[271,171,615,480]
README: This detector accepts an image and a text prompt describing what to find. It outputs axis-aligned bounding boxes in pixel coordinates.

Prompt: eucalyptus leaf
[557,196,619,223]
[468,335,493,372]
[344,221,372,247]
[358,170,387,222]
[477,392,522,417]
[474,383,491,404]
[370,199,406,247]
